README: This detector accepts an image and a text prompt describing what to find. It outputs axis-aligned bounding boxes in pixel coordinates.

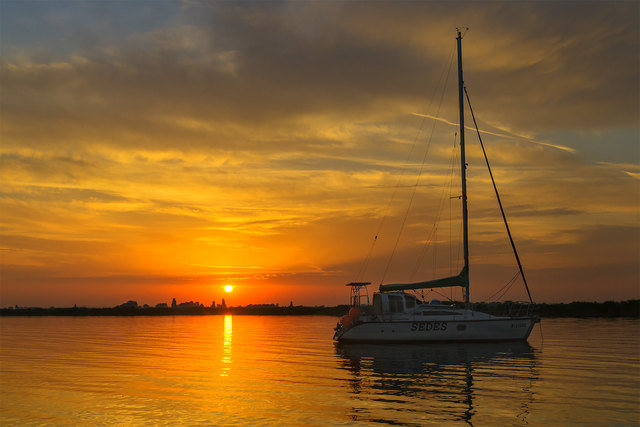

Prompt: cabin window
[372,294,382,314]
[405,296,415,309]
[388,295,404,313]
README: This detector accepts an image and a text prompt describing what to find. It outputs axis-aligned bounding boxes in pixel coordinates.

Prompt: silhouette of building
[221,298,226,308]
[171,298,177,309]
[155,303,168,308]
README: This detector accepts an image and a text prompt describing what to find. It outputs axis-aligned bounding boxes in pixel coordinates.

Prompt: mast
[457,29,470,304]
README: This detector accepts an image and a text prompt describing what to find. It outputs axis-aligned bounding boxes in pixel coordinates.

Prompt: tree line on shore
[1,300,638,318]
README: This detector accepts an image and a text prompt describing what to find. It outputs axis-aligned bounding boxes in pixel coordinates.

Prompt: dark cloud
[204,1,639,128]
[2,1,636,156]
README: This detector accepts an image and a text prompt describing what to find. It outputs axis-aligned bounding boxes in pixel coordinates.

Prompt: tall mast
[457,29,470,304]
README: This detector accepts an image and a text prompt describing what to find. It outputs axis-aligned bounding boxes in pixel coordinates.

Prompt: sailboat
[333,30,539,343]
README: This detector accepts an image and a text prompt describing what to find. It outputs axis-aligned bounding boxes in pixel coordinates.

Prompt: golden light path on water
[221,315,232,377]
[0,316,638,425]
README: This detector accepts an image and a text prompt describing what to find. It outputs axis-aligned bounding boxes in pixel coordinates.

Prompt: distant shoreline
[1,300,638,318]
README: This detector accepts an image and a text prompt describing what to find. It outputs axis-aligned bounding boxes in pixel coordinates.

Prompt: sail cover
[379,266,468,292]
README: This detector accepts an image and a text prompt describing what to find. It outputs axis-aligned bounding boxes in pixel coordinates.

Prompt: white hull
[334,316,537,343]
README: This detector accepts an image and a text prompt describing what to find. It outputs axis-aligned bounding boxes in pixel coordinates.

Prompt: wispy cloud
[410,112,576,153]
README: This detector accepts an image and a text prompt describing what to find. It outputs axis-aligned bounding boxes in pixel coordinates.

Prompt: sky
[1,0,638,307]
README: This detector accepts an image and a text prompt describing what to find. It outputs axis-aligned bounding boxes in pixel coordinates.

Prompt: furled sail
[379,266,468,292]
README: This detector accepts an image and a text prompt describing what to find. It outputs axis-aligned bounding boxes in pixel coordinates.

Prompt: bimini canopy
[379,266,468,292]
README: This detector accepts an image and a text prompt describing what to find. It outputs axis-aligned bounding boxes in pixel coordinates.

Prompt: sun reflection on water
[221,315,232,377]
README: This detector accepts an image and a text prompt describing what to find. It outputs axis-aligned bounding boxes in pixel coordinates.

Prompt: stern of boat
[333,306,367,341]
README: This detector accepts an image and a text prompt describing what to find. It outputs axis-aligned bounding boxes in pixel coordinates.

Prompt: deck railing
[501,301,536,317]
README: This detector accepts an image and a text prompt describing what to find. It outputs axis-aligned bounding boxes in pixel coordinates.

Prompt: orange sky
[1,1,638,307]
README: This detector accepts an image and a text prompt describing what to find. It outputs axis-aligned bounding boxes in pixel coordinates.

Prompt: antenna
[456,27,469,38]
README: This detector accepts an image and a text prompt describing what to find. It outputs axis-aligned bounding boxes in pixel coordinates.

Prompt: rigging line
[433,223,437,280]
[429,288,456,303]
[380,48,456,286]
[452,135,462,302]
[362,45,456,284]
[355,109,430,281]
[441,133,462,300]
[495,277,518,302]
[449,185,453,274]
[487,271,520,301]
[448,132,458,277]
[449,192,452,298]
[355,235,377,282]
[486,271,520,302]
[411,147,455,281]
[464,86,534,304]
[455,185,463,273]
[409,132,458,282]
[448,132,458,298]
[409,222,437,282]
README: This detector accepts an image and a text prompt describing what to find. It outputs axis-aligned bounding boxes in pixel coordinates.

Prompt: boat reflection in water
[335,341,538,425]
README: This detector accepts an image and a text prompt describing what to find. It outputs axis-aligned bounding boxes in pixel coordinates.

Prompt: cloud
[0,1,638,305]
[410,112,577,153]
[3,2,636,152]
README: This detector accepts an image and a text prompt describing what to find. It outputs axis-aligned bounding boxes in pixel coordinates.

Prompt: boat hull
[334,316,537,343]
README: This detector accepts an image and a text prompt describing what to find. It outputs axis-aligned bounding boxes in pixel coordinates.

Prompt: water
[1,316,638,426]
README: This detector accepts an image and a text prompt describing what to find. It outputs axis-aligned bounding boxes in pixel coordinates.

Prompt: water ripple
[1,316,638,425]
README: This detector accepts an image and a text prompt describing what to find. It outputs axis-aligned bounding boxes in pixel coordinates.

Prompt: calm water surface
[1,316,638,425]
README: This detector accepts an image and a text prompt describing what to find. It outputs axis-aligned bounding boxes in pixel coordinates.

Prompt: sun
[224,285,233,293]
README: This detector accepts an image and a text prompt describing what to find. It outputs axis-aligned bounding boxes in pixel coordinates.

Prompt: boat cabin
[372,292,421,314]
[372,292,463,316]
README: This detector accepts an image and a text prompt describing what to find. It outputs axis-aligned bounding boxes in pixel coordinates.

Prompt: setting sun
[224,285,233,293]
